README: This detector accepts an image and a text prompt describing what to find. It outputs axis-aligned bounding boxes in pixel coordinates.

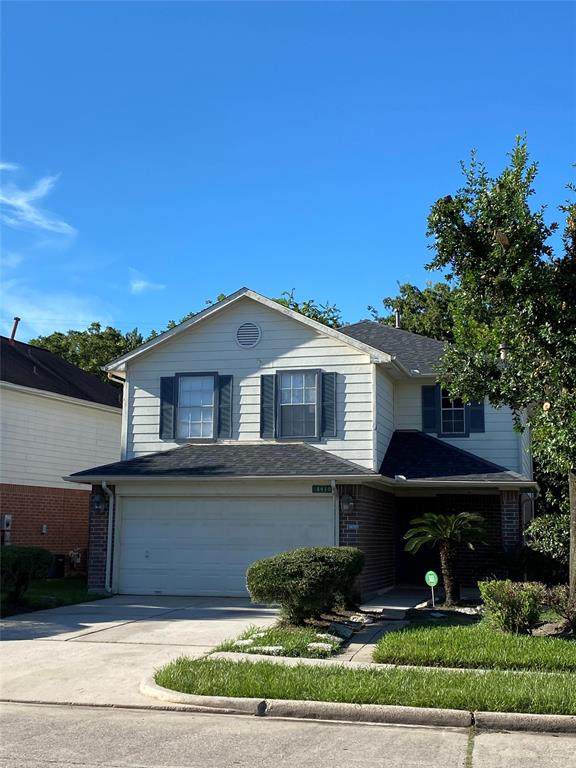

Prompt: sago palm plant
[404,512,487,606]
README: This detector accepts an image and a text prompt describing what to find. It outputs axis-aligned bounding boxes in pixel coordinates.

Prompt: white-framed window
[440,388,466,435]
[176,374,216,439]
[279,371,318,438]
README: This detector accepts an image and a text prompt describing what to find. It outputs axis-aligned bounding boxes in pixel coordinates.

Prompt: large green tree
[30,323,145,383]
[426,138,576,593]
[368,280,455,341]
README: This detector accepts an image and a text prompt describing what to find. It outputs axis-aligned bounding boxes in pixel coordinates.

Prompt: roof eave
[64,473,379,484]
[393,479,537,490]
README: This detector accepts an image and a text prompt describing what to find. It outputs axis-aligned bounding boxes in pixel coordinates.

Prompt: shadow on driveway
[0,595,278,644]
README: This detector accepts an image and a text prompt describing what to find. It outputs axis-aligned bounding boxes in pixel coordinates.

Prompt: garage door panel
[117,496,335,596]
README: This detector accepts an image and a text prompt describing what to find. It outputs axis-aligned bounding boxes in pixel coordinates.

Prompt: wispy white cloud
[128,268,166,295]
[0,164,76,235]
[1,279,111,338]
[0,251,23,270]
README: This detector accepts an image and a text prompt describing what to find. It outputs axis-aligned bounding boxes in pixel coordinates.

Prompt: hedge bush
[246,546,364,625]
[479,579,546,634]
[1,546,53,601]
[546,585,576,633]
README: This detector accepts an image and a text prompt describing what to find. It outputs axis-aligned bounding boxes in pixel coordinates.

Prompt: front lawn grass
[373,616,576,672]
[217,625,342,658]
[0,575,106,617]
[155,657,576,715]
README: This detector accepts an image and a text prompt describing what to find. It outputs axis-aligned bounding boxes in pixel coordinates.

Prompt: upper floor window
[422,384,485,437]
[176,374,216,439]
[279,371,319,438]
[440,389,466,435]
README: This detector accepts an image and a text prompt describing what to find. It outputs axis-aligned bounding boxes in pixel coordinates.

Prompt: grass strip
[155,657,576,715]
[217,625,342,658]
[373,620,576,672]
[1,575,106,617]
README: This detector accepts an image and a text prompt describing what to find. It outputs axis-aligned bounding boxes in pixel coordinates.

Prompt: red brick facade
[0,483,89,558]
[87,484,114,592]
[338,484,396,595]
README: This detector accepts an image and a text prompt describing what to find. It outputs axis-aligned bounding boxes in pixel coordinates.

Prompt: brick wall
[396,494,507,586]
[500,490,522,548]
[338,484,396,595]
[87,484,114,592]
[0,483,89,557]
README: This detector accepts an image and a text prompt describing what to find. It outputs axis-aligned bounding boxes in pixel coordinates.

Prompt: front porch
[337,484,529,596]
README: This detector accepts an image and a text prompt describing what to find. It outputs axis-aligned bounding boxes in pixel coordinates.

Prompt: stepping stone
[329,622,354,639]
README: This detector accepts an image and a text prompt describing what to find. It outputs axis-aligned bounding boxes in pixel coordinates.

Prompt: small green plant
[246,546,364,625]
[546,584,576,633]
[1,546,53,601]
[404,512,487,606]
[479,580,546,634]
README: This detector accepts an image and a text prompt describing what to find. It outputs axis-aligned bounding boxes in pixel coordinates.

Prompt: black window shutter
[218,375,233,438]
[260,375,276,438]
[421,385,438,433]
[469,399,485,432]
[159,377,176,440]
[321,372,337,438]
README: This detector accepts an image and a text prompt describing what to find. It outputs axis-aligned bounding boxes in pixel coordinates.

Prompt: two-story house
[67,288,535,596]
[0,335,122,569]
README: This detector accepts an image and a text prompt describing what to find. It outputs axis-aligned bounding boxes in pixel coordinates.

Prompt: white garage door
[117,496,335,596]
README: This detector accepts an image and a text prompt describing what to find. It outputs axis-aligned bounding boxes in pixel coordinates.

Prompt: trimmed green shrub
[479,579,546,634]
[246,546,364,625]
[546,585,576,633]
[1,546,53,601]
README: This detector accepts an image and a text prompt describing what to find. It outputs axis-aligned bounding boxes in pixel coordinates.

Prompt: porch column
[500,490,521,549]
[87,484,114,592]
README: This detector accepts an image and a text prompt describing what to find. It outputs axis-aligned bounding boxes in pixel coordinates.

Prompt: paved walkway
[0,596,277,707]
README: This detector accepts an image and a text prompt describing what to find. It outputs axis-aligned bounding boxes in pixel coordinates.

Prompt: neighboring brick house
[67,288,536,596]
[0,336,122,570]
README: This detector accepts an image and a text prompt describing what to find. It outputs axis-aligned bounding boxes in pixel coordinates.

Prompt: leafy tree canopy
[368,280,455,341]
[426,136,576,590]
[29,323,145,383]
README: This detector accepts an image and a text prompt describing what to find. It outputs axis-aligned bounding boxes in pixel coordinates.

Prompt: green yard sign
[425,570,439,607]
[425,570,439,587]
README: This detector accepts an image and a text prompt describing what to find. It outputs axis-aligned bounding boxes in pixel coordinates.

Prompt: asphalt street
[1,702,575,768]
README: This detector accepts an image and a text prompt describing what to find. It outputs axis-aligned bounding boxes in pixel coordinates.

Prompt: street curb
[139,677,265,715]
[142,674,576,732]
[141,675,470,727]
[474,711,576,733]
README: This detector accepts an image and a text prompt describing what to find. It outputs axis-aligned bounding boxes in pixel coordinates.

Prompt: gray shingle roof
[69,442,377,479]
[1,336,121,408]
[340,321,444,375]
[380,430,531,483]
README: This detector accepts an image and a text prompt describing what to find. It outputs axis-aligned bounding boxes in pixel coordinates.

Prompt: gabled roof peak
[103,287,398,374]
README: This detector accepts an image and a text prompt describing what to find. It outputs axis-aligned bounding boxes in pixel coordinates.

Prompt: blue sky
[2,1,574,340]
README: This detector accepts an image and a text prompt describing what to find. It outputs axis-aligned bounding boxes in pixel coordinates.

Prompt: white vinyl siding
[0,385,121,489]
[519,412,533,479]
[394,380,522,473]
[375,365,394,469]
[125,297,374,468]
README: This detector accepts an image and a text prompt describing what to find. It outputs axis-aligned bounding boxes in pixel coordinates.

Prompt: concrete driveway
[0,595,277,707]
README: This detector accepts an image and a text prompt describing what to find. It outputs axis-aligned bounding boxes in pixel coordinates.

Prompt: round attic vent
[236,322,261,348]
